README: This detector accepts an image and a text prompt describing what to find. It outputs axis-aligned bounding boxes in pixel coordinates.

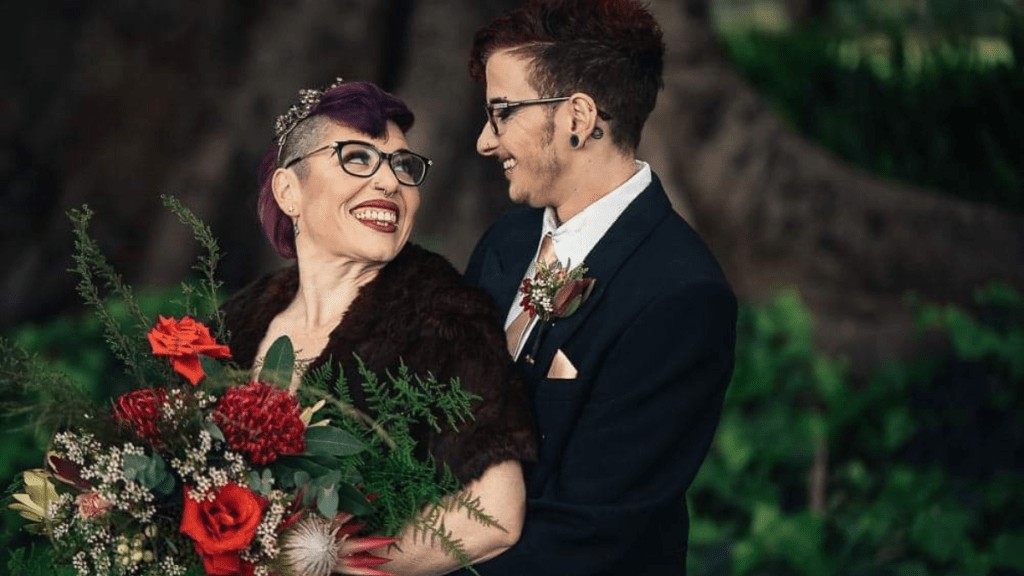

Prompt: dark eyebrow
[487,97,511,105]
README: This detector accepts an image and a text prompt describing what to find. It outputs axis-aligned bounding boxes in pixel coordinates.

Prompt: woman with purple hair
[221,79,535,574]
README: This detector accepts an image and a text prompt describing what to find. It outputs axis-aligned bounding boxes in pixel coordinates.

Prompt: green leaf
[199,355,225,382]
[991,532,1024,570]
[337,482,375,516]
[122,453,174,498]
[909,504,969,563]
[316,484,339,518]
[304,425,366,457]
[258,336,295,388]
[204,420,226,443]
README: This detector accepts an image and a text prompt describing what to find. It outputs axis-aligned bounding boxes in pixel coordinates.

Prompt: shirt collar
[541,160,652,269]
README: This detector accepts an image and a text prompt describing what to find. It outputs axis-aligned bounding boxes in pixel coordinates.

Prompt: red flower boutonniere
[519,261,596,323]
[147,315,231,385]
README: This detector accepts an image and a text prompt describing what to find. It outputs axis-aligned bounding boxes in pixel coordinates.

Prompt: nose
[374,162,401,196]
[477,123,498,157]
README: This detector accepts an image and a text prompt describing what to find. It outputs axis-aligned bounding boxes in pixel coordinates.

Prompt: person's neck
[552,149,638,225]
[290,251,384,330]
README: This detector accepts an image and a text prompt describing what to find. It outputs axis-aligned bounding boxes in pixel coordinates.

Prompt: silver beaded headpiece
[274,77,345,163]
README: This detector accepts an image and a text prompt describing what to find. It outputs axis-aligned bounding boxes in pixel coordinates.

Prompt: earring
[592,126,604,140]
[569,134,580,148]
[292,218,300,237]
[288,205,295,213]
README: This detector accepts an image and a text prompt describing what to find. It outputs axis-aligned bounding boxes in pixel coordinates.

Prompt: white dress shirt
[505,161,652,358]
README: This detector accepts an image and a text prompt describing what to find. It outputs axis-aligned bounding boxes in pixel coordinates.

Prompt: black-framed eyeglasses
[484,97,614,136]
[484,97,570,135]
[284,140,433,187]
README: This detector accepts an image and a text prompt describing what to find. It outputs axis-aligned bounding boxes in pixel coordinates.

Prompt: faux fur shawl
[220,243,536,483]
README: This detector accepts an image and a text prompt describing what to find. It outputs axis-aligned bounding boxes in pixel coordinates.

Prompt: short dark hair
[470,0,664,151]
[256,81,414,258]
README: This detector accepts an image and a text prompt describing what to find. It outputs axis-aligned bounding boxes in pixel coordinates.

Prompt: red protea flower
[113,388,169,447]
[213,381,305,465]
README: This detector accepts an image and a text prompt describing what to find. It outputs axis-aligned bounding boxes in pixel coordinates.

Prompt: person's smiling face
[476,50,571,210]
[288,120,421,265]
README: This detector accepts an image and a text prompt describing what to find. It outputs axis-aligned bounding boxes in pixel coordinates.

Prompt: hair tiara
[273,77,345,159]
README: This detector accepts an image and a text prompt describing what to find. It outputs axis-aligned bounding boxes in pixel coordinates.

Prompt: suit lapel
[478,209,545,314]
[521,176,674,373]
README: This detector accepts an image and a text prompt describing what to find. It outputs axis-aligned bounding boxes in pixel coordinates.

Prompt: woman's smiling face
[282,120,421,266]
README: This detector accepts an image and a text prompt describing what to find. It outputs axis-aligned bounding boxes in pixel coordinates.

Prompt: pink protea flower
[281,513,396,576]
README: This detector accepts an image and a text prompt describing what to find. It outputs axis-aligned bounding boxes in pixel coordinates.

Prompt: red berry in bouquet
[213,381,305,464]
[112,387,169,447]
[147,315,231,385]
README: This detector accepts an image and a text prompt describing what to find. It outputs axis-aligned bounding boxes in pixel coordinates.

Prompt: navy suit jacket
[460,174,737,575]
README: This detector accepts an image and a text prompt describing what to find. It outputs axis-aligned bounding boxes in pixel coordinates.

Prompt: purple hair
[257,81,415,258]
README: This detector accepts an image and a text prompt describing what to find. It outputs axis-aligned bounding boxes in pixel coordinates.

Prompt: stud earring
[592,126,604,140]
[569,134,580,148]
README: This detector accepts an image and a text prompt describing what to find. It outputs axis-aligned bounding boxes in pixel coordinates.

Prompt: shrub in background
[688,285,1024,575]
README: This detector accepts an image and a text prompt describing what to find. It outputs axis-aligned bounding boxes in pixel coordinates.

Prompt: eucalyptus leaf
[304,425,366,457]
[316,484,339,518]
[259,336,295,388]
[203,420,226,444]
[277,455,335,478]
[122,454,149,481]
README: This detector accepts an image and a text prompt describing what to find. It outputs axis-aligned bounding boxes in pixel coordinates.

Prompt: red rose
[552,278,596,318]
[113,388,168,447]
[180,483,265,575]
[213,382,305,465]
[148,316,231,385]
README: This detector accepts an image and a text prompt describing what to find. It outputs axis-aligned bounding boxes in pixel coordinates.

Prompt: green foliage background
[717,0,1023,212]
[687,285,1024,575]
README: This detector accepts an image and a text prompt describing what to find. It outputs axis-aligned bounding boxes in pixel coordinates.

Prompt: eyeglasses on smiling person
[483,97,614,136]
[284,140,433,187]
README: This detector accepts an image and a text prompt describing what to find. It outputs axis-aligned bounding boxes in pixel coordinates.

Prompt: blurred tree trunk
[783,0,831,24]
[644,0,1024,369]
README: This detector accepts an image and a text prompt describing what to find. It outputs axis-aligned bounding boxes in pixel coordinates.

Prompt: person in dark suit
[460,1,738,574]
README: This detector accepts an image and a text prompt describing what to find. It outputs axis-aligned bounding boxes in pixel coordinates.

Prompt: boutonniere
[520,260,596,323]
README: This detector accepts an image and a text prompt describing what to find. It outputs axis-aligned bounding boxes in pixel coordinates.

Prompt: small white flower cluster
[49,493,76,539]
[158,556,189,576]
[161,388,216,430]
[241,488,290,569]
[526,275,555,315]
[53,433,157,522]
[67,520,115,575]
[169,429,247,502]
[53,431,102,465]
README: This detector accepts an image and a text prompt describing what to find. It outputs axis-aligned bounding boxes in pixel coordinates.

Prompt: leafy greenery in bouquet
[2,197,496,576]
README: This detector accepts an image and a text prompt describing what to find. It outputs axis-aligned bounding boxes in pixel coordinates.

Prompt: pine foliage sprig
[67,206,163,386]
[160,195,226,341]
[0,338,107,437]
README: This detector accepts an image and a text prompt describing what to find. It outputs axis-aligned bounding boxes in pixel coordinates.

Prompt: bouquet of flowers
[3,198,496,576]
